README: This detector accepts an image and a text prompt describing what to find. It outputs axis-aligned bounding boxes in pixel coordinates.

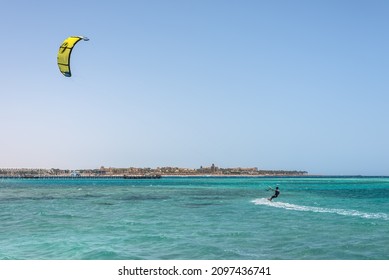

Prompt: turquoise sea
[0,177,388,260]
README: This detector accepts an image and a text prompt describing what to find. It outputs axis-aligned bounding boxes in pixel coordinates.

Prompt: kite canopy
[57,36,89,77]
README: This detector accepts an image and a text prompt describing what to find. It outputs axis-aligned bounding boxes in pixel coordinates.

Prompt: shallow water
[0,177,388,259]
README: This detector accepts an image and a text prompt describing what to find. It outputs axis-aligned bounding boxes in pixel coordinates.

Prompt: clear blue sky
[1,0,388,175]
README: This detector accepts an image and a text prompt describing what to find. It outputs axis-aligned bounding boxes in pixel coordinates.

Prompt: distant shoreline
[1,174,388,179]
[0,165,308,178]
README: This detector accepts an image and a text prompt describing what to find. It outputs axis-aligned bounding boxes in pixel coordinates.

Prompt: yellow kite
[57,36,89,77]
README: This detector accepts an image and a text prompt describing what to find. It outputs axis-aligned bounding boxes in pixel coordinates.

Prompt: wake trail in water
[252,198,389,220]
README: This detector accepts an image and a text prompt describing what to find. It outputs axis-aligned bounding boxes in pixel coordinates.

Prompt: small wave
[252,198,389,220]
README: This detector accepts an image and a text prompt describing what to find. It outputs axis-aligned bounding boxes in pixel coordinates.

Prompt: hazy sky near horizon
[1,0,388,175]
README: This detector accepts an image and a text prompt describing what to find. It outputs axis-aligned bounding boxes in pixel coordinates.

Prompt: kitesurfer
[268,187,280,201]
